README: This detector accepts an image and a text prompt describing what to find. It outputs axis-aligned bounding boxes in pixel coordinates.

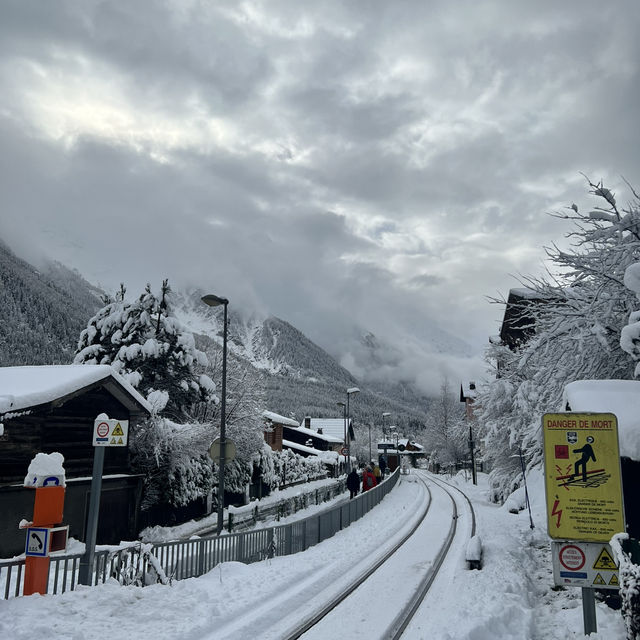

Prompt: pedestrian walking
[347,468,360,499]
[379,455,387,479]
[362,465,377,492]
[373,461,381,485]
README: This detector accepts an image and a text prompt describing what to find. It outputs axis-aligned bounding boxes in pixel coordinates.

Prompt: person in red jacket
[362,465,377,492]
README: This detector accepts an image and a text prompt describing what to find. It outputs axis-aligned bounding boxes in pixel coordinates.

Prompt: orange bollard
[23,485,66,596]
[24,556,50,595]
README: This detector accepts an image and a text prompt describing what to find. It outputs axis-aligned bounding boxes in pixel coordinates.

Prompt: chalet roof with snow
[291,424,343,443]
[300,417,354,442]
[261,410,300,427]
[563,380,640,461]
[460,381,478,402]
[0,364,152,419]
[282,439,340,463]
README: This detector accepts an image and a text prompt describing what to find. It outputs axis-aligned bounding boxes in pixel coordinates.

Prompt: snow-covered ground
[0,471,626,639]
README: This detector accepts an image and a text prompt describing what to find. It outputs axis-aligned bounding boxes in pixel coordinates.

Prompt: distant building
[460,381,478,420]
[499,287,548,351]
[378,437,424,470]
[261,410,300,452]
[299,416,355,449]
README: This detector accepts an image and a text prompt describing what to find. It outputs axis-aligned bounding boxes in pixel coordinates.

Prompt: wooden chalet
[0,365,151,557]
[460,381,478,420]
[261,410,300,452]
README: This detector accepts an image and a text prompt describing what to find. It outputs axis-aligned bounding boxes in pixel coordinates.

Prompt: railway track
[291,471,475,640]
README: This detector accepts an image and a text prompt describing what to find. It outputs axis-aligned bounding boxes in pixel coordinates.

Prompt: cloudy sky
[1,1,639,393]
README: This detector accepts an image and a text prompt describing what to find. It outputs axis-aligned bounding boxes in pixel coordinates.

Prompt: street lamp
[201,293,229,535]
[382,412,390,439]
[337,401,347,472]
[392,430,400,473]
[346,387,359,471]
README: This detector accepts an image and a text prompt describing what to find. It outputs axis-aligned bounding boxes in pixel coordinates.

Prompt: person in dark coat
[347,468,360,499]
[379,455,387,479]
[362,465,377,492]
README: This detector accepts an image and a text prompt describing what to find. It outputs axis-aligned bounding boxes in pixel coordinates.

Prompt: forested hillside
[0,241,102,365]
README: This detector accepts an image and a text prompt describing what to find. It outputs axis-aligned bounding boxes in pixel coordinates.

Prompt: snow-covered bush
[255,443,279,490]
[272,449,327,485]
[130,416,213,509]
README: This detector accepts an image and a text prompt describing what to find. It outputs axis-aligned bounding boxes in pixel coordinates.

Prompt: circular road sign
[96,422,110,438]
[559,544,586,571]
[340,447,348,456]
[208,437,237,462]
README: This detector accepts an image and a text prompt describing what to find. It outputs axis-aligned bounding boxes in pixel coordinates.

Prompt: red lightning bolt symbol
[551,499,563,528]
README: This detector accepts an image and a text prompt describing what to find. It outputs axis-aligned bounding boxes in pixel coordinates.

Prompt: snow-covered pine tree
[478,179,640,500]
[74,280,216,419]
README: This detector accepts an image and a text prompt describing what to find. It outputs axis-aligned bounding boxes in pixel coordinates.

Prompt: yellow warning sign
[542,413,625,541]
[593,573,606,586]
[593,547,617,571]
[117,437,123,445]
[609,574,619,586]
[112,423,124,436]
[110,437,116,444]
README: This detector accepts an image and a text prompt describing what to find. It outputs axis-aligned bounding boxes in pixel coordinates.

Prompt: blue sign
[560,571,588,579]
[25,527,49,557]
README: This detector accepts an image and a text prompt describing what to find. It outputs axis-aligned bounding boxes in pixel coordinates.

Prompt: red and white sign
[93,418,129,447]
[559,544,585,571]
[340,447,348,456]
[96,421,110,438]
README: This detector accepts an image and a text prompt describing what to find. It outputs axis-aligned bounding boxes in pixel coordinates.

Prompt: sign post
[542,412,625,635]
[78,414,128,585]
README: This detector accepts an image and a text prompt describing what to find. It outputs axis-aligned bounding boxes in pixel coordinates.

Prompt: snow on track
[300,473,460,639]
[204,475,429,640]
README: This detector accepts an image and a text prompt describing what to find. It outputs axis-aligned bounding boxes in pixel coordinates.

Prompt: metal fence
[1,470,398,598]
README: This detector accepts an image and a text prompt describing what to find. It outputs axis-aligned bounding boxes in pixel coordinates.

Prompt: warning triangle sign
[112,423,124,436]
[608,574,620,586]
[592,573,606,586]
[117,437,123,445]
[110,437,116,445]
[593,547,617,571]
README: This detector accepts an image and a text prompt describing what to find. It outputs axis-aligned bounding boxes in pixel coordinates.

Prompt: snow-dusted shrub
[130,416,213,509]
[255,443,278,490]
[272,449,327,485]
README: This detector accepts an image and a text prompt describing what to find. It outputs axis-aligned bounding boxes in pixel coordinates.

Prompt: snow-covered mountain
[171,289,432,428]
[0,240,103,366]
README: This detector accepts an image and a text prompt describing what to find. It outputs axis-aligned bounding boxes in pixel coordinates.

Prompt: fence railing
[219,476,348,534]
[1,470,398,599]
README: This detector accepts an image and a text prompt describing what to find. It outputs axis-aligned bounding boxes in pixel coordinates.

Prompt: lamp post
[201,293,229,535]
[382,412,390,439]
[368,423,372,463]
[337,401,347,472]
[346,387,359,471]
[392,430,400,472]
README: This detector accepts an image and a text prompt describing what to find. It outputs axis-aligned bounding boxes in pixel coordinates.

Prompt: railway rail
[291,471,476,640]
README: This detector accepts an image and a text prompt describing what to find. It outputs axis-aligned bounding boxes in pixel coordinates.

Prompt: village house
[0,365,151,557]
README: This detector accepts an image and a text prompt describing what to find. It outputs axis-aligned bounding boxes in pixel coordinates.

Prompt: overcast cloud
[1,1,639,394]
